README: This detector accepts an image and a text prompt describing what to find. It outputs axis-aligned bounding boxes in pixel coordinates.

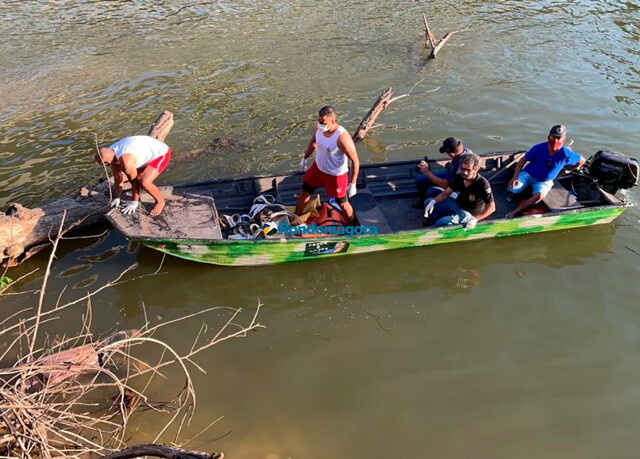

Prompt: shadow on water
[127,223,616,311]
[3,222,616,327]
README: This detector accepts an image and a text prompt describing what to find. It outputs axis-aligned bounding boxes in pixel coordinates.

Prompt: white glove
[121,201,139,215]
[347,183,357,198]
[299,157,308,172]
[424,199,436,218]
[463,216,477,231]
[109,198,121,208]
[450,191,459,200]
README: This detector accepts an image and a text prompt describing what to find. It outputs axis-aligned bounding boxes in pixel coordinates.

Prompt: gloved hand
[121,201,139,215]
[299,157,308,172]
[463,216,477,231]
[424,198,436,218]
[347,183,357,198]
[109,198,121,208]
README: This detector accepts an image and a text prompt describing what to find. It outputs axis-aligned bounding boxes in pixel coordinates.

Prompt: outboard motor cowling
[586,150,639,194]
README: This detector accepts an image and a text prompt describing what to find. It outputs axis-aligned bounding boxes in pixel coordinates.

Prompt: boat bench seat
[543,181,582,212]
[350,188,393,234]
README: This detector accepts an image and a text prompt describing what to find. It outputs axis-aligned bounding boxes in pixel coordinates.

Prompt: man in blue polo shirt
[505,125,585,218]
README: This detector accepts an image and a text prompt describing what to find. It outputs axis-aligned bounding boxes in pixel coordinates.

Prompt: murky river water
[2,1,640,457]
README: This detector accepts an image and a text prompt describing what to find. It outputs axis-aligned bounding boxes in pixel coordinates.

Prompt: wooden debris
[351,82,424,144]
[352,88,394,144]
[422,13,462,59]
[0,111,173,267]
[20,329,139,391]
[148,110,175,142]
[102,444,223,459]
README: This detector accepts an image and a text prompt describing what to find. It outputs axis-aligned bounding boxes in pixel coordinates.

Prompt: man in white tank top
[295,106,360,222]
[95,135,171,216]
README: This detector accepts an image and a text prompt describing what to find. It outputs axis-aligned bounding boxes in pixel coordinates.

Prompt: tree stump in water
[0,111,174,267]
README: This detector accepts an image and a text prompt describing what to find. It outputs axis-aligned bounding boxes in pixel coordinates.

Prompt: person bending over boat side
[414,137,473,209]
[296,106,360,223]
[95,135,171,217]
[505,125,585,219]
[423,152,495,230]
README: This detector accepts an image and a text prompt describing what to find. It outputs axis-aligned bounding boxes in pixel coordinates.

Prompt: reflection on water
[2,0,640,457]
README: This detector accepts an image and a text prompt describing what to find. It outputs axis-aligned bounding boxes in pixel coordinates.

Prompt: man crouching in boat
[295,106,360,223]
[423,152,495,230]
[95,136,171,217]
[505,125,585,219]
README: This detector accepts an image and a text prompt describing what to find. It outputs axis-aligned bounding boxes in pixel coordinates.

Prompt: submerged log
[102,444,223,459]
[0,111,174,267]
[19,329,139,391]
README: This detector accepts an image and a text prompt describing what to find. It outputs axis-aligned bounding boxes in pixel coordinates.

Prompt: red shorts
[147,148,171,174]
[302,162,348,199]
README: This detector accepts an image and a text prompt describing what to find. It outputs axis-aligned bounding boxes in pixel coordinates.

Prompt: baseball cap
[549,125,567,137]
[439,137,461,154]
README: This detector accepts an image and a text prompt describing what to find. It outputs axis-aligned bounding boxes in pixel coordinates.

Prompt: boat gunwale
[167,150,527,191]
[128,202,631,245]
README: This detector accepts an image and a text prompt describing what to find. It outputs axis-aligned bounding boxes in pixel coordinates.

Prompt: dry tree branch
[29,210,67,358]
[95,133,114,204]
[1,233,260,458]
[0,268,38,296]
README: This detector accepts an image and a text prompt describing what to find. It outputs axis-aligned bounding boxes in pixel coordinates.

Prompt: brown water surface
[2,1,640,458]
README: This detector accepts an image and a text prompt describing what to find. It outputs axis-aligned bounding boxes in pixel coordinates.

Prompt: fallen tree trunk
[0,111,173,267]
[352,88,394,144]
[102,444,223,459]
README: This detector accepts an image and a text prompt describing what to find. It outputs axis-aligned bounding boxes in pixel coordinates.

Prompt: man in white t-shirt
[295,106,360,222]
[95,135,171,216]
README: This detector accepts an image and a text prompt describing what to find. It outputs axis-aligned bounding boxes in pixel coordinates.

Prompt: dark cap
[549,125,567,137]
[439,137,462,154]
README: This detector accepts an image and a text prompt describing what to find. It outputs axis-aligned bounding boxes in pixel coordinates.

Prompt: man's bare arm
[565,155,586,173]
[433,187,454,204]
[303,125,318,159]
[417,161,450,189]
[509,156,527,187]
[338,132,359,185]
[475,200,496,222]
[119,155,140,202]
[111,162,126,199]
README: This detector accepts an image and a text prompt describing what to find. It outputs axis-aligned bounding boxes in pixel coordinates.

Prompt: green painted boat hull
[141,205,627,266]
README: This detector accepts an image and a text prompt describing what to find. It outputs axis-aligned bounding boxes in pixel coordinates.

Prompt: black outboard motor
[585,150,639,194]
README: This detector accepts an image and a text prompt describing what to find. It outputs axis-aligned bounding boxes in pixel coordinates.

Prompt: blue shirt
[523,142,582,182]
[444,148,472,183]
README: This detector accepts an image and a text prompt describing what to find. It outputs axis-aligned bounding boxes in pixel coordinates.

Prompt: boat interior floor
[112,156,623,240]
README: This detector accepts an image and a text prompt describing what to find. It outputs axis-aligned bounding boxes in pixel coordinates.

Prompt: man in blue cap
[506,125,585,218]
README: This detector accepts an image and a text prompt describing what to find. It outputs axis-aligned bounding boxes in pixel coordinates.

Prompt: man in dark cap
[506,125,585,218]
[414,136,473,208]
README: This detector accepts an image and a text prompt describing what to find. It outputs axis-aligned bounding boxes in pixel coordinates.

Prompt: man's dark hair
[319,106,336,117]
[460,152,481,168]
